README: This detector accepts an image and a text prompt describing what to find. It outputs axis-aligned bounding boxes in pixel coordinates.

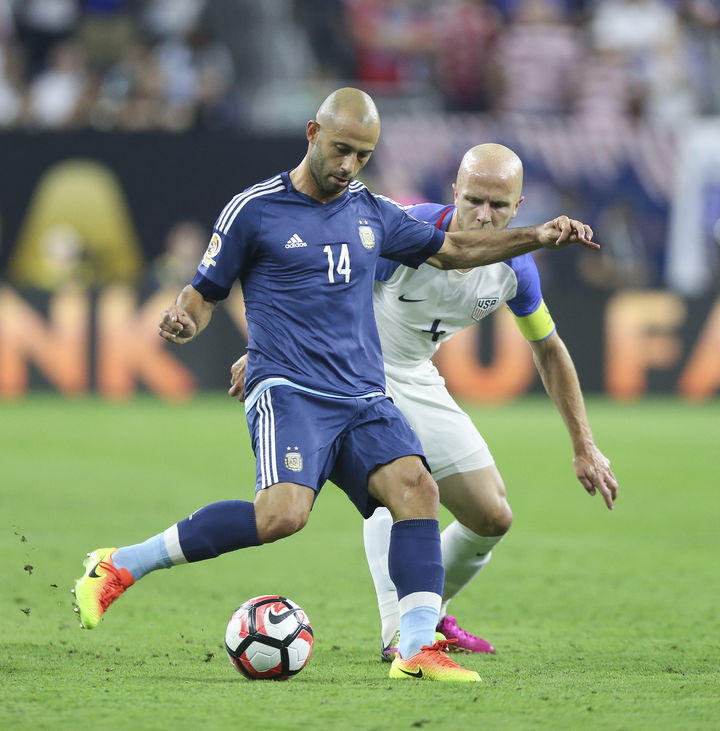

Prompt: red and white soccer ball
[225,595,314,680]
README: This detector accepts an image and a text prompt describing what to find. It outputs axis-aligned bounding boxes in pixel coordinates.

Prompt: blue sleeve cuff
[402,226,445,269]
[191,272,230,301]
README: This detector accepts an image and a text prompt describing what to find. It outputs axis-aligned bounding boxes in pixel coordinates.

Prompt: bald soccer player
[73,91,598,682]
[364,144,617,660]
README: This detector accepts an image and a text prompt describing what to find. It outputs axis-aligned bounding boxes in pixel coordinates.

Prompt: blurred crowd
[1,0,719,132]
[2,0,719,295]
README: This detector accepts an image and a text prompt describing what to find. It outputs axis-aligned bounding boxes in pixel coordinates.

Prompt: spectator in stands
[680,0,720,115]
[493,0,582,115]
[429,0,501,112]
[27,40,88,128]
[142,0,206,39]
[101,41,165,130]
[15,0,80,76]
[573,48,640,125]
[0,0,712,134]
[79,0,137,76]
[344,0,429,94]
[591,0,697,123]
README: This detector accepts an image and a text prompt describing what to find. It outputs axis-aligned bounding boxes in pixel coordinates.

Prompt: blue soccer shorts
[245,385,428,518]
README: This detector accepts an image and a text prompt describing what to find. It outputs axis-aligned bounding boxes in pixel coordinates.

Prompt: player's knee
[488,501,513,535]
[256,507,308,543]
[417,470,440,507]
[370,457,439,519]
[463,500,513,537]
[394,467,439,517]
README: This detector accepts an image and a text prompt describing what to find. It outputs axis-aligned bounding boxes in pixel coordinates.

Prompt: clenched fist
[158,305,198,344]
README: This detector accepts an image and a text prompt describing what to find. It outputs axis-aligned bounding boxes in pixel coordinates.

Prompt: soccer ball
[225,595,314,680]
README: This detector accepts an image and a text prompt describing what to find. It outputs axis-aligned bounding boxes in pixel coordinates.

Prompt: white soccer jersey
[373,202,554,371]
[372,202,556,478]
[374,260,527,369]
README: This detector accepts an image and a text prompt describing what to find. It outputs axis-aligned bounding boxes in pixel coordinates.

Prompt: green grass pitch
[2,395,719,729]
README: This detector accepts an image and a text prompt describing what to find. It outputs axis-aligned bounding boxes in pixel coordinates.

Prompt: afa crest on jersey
[472,297,499,321]
[358,221,375,250]
[284,449,303,472]
[202,233,222,268]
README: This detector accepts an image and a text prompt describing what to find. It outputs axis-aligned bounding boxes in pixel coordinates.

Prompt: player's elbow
[432,252,457,270]
[432,242,466,270]
[532,334,565,368]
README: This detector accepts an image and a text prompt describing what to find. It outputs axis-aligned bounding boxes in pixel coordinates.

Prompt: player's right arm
[158,285,217,345]
[425,216,597,270]
[159,184,262,345]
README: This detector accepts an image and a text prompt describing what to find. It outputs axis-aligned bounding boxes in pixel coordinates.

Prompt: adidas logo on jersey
[285,233,307,248]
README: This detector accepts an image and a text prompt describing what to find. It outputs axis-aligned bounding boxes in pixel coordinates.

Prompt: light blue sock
[112,533,173,581]
[388,519,443,659]
[398,606,438,659]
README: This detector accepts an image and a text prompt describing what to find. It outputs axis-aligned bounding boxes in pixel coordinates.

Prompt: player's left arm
[425,216,597,270]
[529,331,619,510]
[228,352,248,401]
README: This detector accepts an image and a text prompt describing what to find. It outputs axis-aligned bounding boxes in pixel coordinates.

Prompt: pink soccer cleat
[436,615,495,654]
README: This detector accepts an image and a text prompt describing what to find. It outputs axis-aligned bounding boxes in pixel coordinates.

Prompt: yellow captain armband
[511,299,555,341]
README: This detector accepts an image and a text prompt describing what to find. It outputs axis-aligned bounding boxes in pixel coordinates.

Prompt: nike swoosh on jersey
[88,564,101,578]
[398,295,427,303]
[267,608,299,625]
[399,666,423,678]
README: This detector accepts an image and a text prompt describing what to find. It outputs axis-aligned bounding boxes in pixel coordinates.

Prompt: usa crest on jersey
[358,221,375,250]
[472,297,499,321]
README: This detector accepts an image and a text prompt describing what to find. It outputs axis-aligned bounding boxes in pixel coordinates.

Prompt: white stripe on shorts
[256,393,267,488]
[261,392,272,486]
[265,390,279,484]
[256,392,278,488]
[257,391,269,487]
[398,591,442,617]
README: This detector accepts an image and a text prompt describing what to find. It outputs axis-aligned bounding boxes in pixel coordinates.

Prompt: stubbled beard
[309,149,347,195]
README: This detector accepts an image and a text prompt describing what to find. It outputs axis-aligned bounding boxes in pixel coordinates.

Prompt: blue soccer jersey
[191,173,445,398]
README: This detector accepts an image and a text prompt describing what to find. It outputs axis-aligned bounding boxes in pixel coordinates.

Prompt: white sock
[363,507,400,647]
[440,521,504,618]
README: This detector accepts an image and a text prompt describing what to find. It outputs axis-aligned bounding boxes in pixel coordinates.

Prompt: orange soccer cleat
[72,548,135,629]
[388,638,481,682]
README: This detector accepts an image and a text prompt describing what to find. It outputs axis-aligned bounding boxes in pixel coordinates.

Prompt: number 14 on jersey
[323,244,351,284]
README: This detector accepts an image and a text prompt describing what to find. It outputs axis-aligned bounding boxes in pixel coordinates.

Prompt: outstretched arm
[530,331,618,510]
[158,284,217,344]
[425,216,597,270]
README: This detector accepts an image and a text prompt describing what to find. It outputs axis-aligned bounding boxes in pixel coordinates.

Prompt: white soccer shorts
[384,362,494,481]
